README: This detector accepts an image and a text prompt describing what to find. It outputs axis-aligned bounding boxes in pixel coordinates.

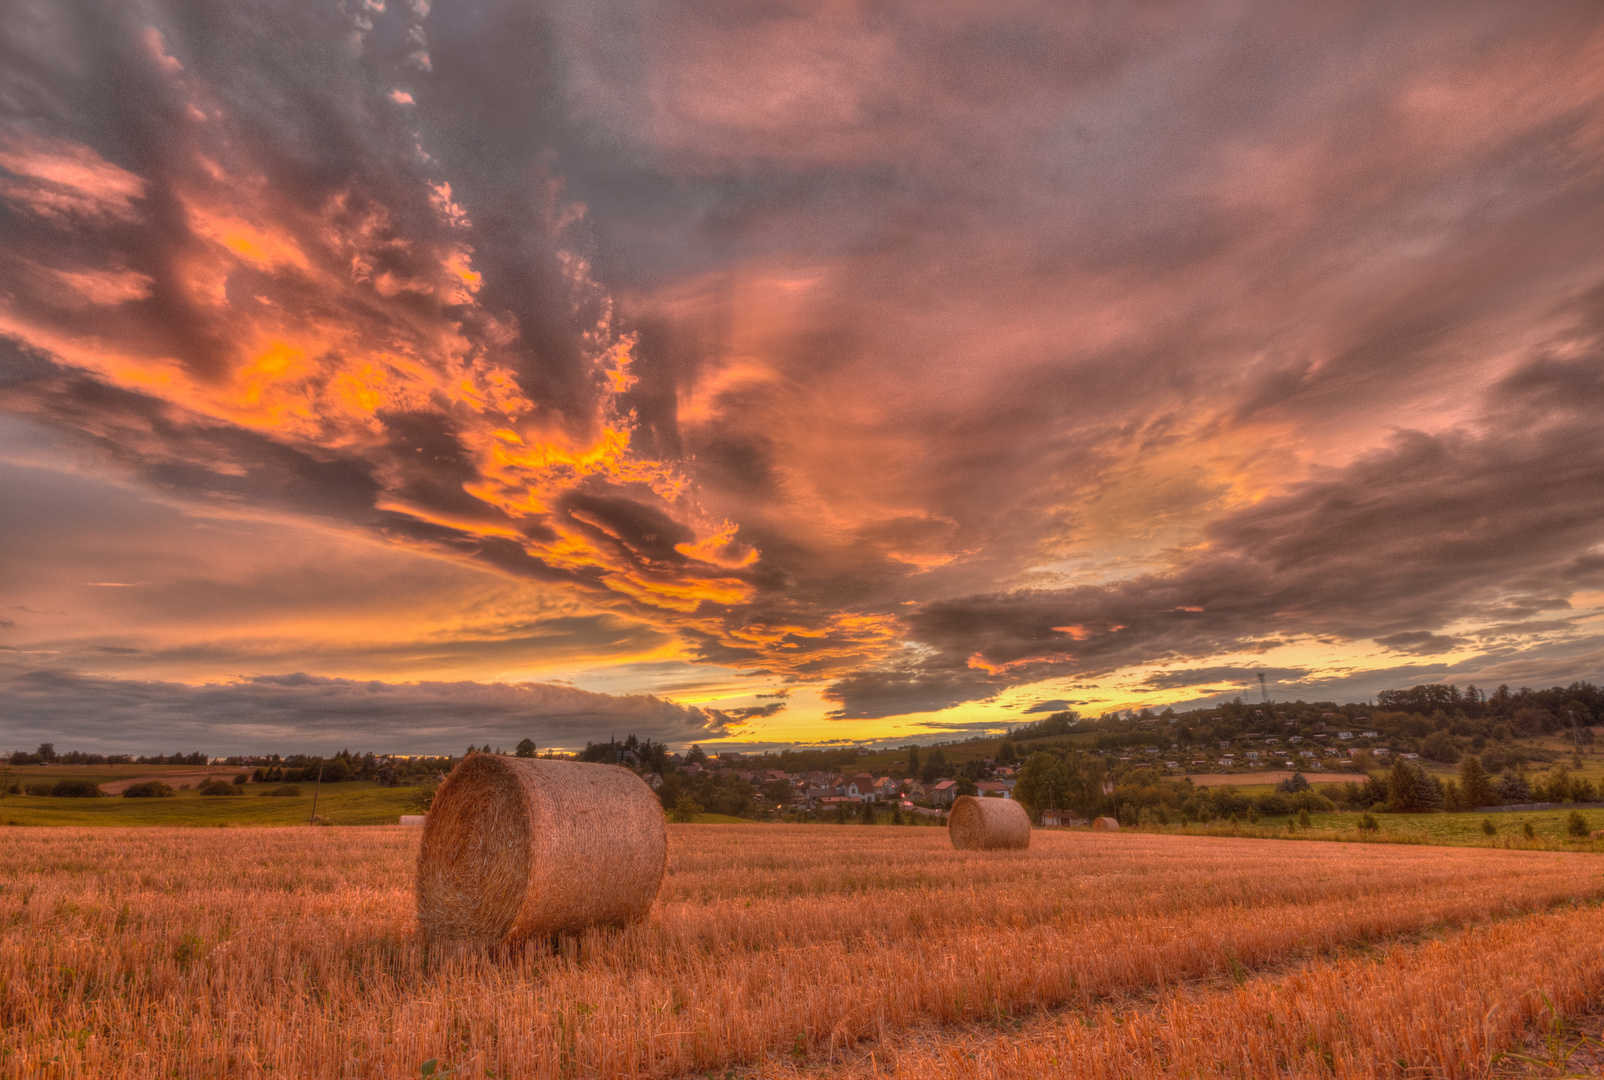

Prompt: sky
[3,0,1604,755]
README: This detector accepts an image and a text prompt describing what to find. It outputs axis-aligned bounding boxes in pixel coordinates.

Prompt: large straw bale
[416,754,666,944]
[1092,816,1119,831]
[948,795,1030,850]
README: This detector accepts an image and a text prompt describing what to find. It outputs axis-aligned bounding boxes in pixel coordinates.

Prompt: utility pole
[1569,710,1584,767]
[309,763,323,825]
[1257,673,1271,706]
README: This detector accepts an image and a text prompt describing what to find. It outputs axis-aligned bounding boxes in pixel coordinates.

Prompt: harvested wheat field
[4,825,1604,1079]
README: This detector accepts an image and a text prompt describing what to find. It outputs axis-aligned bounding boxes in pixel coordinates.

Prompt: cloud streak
[0,668,732,756]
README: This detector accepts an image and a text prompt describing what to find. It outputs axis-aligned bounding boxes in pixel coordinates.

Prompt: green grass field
[0,782,419,826]
[0,763,236,784]
[1153,806,1604,849]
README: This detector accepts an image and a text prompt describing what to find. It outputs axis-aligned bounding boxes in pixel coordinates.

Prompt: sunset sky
[3,1,1604,755]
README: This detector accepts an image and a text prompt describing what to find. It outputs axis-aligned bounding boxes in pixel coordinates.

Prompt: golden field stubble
[2,825,1602,1078]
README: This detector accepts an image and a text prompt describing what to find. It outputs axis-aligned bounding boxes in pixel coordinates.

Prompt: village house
[1041,810,1087,827]
[845,773,879,802]
[929,779,959,807]
[975,780,1015,798]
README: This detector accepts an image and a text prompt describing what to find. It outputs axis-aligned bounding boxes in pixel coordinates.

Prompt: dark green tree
[686,744,708,766]
[921,749,948,785]
[1386,760,1441,812]
[955,777,977,797]
[1497,770,1532,803]
[671,795,703,823]
[1422,730,1461,764]
[1458,754,1497,808]
[1013,751,1070,822]
[515,738,537,758]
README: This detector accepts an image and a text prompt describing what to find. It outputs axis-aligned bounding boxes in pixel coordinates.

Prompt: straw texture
[948,795,1030,850]
[416,754,666,944]
[1092,816,1120,831]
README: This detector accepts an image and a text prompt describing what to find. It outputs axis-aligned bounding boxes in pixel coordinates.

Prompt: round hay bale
[1091,816,1119,831]
[416,754,666,944]
[948,795,1030,850]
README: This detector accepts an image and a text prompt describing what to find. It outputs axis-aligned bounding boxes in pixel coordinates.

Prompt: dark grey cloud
[1020,699,1077,714]
[1373,632,1473,656]
[705,700,786,726]
[0,668,730,756]
[829,348,1604,716]
[1138,667,1313,693]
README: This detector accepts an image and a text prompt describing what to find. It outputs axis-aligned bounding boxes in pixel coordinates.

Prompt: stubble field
[4,824,1604,1078]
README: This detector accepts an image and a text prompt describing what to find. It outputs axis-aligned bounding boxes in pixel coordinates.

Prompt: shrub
[124,781,175,798]
[406,781,438,812]
[198,779,243,796]
[1256,792,1290,817]
[260,785,302,797]
[1481,817,1497,836]
[1358,813,1379,833]
[672,796,704,823]
[51,779,103,798]
[231,773,248,785]
[24,782,54,796]
[1567,810,1589,838]
[1297,809,1311,829]
[1523,821,1536,839]
[1275,772,1310,794]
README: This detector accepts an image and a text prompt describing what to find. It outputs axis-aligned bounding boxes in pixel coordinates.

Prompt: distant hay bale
[399,814,427,826]
[1092,816,1120,831]
[416,754,666,945]
[948,795,1030,850]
